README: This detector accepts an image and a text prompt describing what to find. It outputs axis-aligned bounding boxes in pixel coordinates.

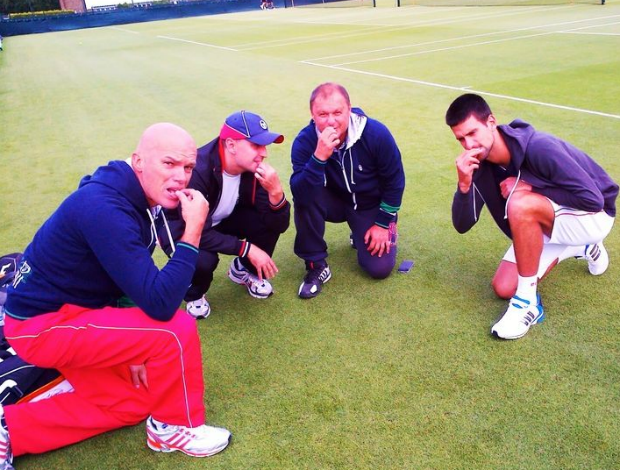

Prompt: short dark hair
[309,82,351,110]
[445,93,492,127]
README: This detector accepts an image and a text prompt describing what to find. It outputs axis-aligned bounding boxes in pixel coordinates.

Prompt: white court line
[306,5,580,62]
[109,26,140,35]
[226,7,459,48]
[232,24,389,49]
[325,14,620,66]
[559,19,620,32]
[288,7,470,27]
[231,8,470,48]
[301,61,620,120]
[560,31,620,36]
[237,5,565,51]
[156,35,238,51]
[557,19,620,36]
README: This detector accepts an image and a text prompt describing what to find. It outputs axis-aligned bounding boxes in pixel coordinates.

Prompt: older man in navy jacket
[291,83,406,299]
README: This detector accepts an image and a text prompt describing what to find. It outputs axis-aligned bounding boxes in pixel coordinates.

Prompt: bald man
[1,124,231,470]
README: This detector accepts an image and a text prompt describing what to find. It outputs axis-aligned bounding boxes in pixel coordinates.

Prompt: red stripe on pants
[3,305,206,456]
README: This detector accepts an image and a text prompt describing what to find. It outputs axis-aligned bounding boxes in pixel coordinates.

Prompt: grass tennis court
[1,3,620,469]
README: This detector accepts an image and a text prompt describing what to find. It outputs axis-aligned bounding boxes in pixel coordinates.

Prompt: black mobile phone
[397,260,414,273]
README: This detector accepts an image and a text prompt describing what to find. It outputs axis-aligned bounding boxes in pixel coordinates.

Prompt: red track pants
[3,304,206,456]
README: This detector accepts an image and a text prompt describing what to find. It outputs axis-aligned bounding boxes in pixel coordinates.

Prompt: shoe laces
[304,264,327,283]
[189,297,208,309]
[174,425,202,440]
[245,272,267,288]
[507,296,538,325]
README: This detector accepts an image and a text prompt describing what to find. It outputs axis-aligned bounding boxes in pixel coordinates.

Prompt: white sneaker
[491,295,545,340]
[146,416,231,457]
[0,406,14,470]
[228,257,273,299]
[583,243,609,275]
[186,296,211,319]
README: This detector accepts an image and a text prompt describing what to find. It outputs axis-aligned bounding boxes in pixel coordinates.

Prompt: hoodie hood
[79,160,150,212]
[344,108,368,151]
[497,119,537,171]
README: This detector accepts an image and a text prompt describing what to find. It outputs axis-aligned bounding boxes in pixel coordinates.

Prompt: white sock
[515,275,538,304]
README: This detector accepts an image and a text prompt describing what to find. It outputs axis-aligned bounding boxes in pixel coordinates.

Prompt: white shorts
[502,201,614,278]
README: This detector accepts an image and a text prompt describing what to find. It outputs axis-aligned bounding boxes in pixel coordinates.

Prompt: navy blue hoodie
[6,161,199,321]
[452,120,618,239]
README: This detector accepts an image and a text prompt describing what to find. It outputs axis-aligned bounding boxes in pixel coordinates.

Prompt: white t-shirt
[211,172,241,227]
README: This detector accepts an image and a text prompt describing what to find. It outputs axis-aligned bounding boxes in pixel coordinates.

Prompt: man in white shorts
[445,93,618,340]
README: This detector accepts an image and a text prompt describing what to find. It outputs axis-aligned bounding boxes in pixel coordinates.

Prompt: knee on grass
[360,260,395,280]
[491,276,516,300]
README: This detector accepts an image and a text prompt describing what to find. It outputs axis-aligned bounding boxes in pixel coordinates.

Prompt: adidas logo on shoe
[584,243,609,276]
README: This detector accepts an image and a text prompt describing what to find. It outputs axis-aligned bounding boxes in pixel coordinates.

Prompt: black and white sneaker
[298,262,332,299]
[186,296,211,319]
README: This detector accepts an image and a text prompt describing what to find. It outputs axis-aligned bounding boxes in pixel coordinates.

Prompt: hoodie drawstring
[503,170,521,220]
[147,207,176,256]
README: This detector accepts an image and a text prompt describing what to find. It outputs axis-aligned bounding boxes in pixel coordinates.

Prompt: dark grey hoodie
[452,119,618,239]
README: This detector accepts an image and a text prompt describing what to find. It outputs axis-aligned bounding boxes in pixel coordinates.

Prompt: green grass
[2,4,620,469]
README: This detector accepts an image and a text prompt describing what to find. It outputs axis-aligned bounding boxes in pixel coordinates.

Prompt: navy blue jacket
[290,108,405,228]
[6,161,199,321]
[452,120,618,239]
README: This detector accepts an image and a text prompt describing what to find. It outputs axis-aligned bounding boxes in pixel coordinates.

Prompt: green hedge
[9,9,74,18]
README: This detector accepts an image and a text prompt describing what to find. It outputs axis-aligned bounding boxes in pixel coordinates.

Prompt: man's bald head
[132,123,198,208]
[134,123,196,164]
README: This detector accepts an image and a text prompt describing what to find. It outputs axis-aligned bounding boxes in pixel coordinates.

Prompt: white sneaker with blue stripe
[491,295,545,340]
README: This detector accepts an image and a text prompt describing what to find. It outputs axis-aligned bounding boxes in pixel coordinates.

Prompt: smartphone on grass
[397,260,414,274]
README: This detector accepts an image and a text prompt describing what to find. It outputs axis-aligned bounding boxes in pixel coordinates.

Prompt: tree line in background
[0,0,60,14]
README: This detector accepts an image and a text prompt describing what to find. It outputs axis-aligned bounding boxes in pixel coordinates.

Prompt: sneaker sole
[491,311,545,340]
[186,305,211,319]
[147,434,231,458]
[246,289,272,300]
[188,311,210,320]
